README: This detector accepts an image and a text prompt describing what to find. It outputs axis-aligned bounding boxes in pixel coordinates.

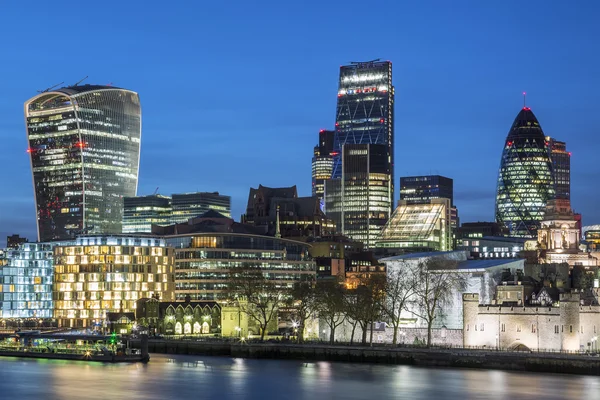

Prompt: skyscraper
[325,144,391,248]
[325,60,394,246]
[400,175,454,205]
[123,194,172,233]
[495,107,555,238]
[333,60,394,188]
[171,192,231,222]
[311,129,334,205]
[25,84,141,241]
[546,137,570,200]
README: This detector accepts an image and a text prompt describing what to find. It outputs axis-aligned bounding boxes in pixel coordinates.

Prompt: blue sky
[1,0,599,244]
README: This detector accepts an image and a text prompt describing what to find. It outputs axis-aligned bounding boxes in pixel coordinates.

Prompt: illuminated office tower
[311,129,335,205]
[546,137,570,200]
[495,106,554,238]
[171,192,231,222]
[53,236,174,328]
[325,144,391,248]
[332,60,394,198]
[123,195,172,234]
[25,84,142,242]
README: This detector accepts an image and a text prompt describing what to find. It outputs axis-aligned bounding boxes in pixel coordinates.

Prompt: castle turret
[462,293,479,347]
[559,292,581,351]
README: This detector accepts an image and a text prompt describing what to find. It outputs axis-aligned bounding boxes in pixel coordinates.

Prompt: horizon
[2,0,599,245]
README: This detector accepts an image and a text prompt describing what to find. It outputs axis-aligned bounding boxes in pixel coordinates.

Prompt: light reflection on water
[0,354,599,400]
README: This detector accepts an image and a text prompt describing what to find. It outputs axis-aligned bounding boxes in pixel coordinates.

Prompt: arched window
[175,322,182,335]
[202,321,210,334]
[184,322,192,335]
[193,322,201,334]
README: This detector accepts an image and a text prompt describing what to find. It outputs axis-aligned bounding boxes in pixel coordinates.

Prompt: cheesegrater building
[325,60,394,247]
[495,106,555,238]
[25,84,142,242]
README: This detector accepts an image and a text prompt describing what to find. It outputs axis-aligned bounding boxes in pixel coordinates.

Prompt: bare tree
[381,263,415,345]
[314,278,346,344]
[227,267,284,340]
[345,273,386,345]
[411,258,467,347]
[288,281,317,343]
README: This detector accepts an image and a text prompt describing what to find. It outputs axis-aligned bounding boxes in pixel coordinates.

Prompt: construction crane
[72,76,88,86]
[153,187,159,195]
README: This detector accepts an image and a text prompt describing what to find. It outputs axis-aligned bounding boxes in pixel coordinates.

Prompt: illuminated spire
[523,91,527,108]
[275,205,281,238]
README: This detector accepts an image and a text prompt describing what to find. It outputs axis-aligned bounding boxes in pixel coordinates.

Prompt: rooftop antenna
[72,76,88,87]
[37,82,64,93]
[523,91,527,108]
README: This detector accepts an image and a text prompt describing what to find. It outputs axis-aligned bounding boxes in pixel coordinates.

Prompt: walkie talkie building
[495,107,554,238]
[25,84,141,241]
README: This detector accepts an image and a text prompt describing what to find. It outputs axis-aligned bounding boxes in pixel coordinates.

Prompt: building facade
[53,236,175,328]
[25,84,142,241]
[164,231,315,301]
[123,195,172,233]
[375,198,452,254]
[495,107,555,238]
[311,129,335,206]
[547,137,570,200]
[0,243,55,319]
[463,291,600,352]
[6,234,28,249]
[325,144,391,248]
[171,192,231,222]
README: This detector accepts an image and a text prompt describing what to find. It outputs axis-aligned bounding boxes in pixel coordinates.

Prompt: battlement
[559,292,581,302]
[463,293,479,302]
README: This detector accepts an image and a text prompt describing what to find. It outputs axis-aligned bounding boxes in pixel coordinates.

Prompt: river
[0,354,599,399]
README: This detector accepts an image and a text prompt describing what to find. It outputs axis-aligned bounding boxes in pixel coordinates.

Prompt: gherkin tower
[495,107,555,238]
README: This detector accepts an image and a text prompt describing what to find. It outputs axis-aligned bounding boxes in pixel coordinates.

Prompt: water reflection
[0,354,598,400]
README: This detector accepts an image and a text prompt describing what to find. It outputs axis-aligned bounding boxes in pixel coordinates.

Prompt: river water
[0,353,599,399]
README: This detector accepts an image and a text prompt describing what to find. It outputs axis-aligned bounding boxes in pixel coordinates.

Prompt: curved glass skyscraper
[495,107,554,238]
[25,84,141,241]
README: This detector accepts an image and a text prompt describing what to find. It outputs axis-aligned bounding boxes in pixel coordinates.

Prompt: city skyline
[2,1,600,245]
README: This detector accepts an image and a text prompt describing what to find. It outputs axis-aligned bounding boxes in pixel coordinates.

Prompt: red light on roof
[507,141,513,146]
[319,129,324,133]
[335,122,339,126]
[337,94,342,97]
[522,107,531,111]
[380,118,385,123]
[569,152,572,156]
[26,148,33,153]
[331,151,339,156]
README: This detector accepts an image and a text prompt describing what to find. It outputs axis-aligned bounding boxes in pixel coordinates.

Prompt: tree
[314,278,346,344]
[288,281,317,343]
[381,264,415,345]
[227,267,284,341]
[411,259,468,347]
[345,273,386,345]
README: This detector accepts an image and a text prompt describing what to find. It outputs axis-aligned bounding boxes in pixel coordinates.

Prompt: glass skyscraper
[25,84,142,242]
[547,137,570,200]
[311,129,335,205]
[325,144,391,248]
[495,107,555,238]
[123,195,172,233]
[325,60,394,246]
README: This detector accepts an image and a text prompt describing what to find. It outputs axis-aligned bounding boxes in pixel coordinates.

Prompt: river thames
[0,353,599,399]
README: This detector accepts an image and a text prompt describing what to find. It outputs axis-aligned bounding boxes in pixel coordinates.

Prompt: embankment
[137,340,600,375]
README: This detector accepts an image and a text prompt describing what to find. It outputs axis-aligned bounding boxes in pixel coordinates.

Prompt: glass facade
[495,108,555,238]
[123,195,172,233]
[326,144,391,248]
[166,233,315,301]
[25,85,142,242]
[400,175,454,205]
[171,192,231,222]
[375,198,451,252]
[53,236,174,328]
[547,137,570,200]
[311,130,335,205]
[0,243,55,318]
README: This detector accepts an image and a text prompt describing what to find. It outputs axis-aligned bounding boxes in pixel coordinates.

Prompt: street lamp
[592,336,598,353]
[496,334,499,350]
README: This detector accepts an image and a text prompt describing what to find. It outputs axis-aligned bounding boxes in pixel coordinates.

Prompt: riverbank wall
[136,339,600,375]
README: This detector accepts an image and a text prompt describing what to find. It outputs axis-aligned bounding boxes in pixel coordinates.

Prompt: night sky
[1,1,599,245]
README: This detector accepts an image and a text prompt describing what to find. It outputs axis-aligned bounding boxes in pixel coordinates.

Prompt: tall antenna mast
[523,91,527,108]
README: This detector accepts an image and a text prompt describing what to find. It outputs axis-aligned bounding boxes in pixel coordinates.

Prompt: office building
[325,144,392,248]
[311,129,335,206]
[495,106,554,238]
[25,84,142,241]
[243,185,335,238]
[546,137,571,200]
[400,175,453,204]
[153,212,316,301]
[333,60,394,186]
[171,192,231,222]
[123,195,172,234]
[400,175,458,231]
[6,234,28,249]
[375,198,452,254]
[0,243,55,319]
[53,236,175,328]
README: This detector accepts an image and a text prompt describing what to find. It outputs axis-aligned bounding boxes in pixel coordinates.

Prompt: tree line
[226,258,467,347]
